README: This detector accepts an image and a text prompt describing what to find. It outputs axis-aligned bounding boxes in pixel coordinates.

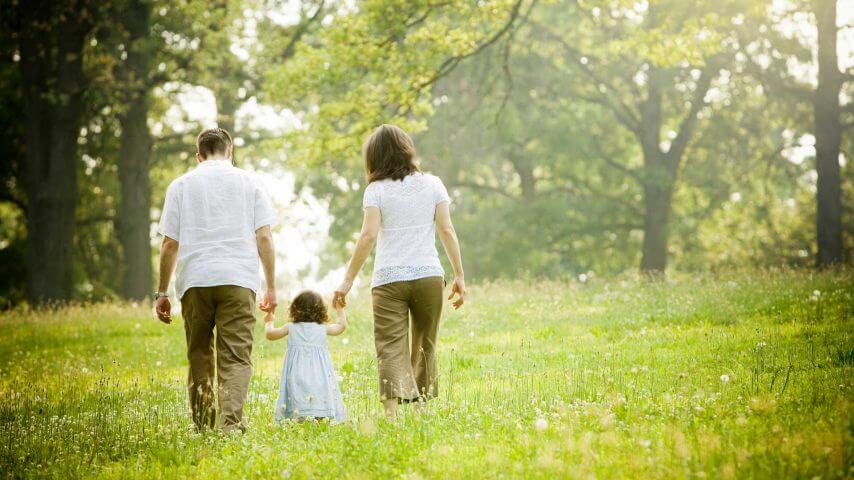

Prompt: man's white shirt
[157,158,277,299]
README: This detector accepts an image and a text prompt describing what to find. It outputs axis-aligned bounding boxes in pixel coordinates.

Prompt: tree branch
[535,22,641,132]
[409,0,531,95]
[541,180,643,217]
[280,0,327,61]
[586,141,642,182]
[446,179,515,198]
[665,64,719,167]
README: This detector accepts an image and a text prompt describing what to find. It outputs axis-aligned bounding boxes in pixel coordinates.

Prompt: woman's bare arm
[436,202,466,309]
[334,207,381,304]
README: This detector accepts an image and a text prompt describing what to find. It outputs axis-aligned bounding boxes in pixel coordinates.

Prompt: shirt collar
[198,158,232,168]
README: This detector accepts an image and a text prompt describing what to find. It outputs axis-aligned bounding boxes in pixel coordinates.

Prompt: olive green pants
[372,276,444,402]
[181,286,256,432]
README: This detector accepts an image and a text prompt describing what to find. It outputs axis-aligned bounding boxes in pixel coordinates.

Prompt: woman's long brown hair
[363,124,419,183]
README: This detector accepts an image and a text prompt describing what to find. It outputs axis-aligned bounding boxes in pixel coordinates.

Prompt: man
[155,127,277,432]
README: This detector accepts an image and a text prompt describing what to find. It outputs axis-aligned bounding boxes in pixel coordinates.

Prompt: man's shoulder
[166,172,190,192]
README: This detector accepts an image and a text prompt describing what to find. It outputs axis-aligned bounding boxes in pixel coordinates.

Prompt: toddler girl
[264,290,347,422]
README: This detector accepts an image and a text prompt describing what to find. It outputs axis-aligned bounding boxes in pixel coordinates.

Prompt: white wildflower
[720,374,730,383]
[534,418,549,431]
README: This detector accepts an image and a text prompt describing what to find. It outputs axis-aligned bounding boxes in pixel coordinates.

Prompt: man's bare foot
[382,398,398,420]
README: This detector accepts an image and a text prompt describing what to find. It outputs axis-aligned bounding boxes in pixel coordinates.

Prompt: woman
[333,124,466,418]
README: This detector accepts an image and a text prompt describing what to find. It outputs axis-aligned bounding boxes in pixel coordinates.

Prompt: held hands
[155,296,172,324]
[332,294,346,312]
[333,278,353,308]
[263,311,274,324]
[448,276,467,309]
[259,287,277,313]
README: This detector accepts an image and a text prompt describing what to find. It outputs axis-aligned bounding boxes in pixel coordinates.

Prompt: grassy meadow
[0,269,852,479]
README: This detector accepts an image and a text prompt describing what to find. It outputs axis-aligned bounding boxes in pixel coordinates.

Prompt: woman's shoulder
[417,172,444,184]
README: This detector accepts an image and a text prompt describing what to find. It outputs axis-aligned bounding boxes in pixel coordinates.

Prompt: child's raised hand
[263,311,274,323]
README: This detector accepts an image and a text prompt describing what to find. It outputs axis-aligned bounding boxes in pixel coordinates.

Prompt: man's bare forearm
[256,226,276,289]
[158,237,179,292]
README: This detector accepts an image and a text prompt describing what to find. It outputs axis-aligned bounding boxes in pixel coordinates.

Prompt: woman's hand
[332,295,346,312]
[333,278,353,308]
[448,276,466,309]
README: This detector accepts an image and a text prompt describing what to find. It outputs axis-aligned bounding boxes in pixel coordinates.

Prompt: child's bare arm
[326,300,347,336]
[264,312,289,340]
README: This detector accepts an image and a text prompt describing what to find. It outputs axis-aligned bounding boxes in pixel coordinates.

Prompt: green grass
[1,269,852,479]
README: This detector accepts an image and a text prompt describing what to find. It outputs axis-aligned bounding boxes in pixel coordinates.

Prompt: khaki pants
[181,286,256,432]
[372,276,444,402]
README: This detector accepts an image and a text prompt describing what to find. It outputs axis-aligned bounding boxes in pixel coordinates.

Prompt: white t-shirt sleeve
[253,181,277,230]
[363,182,380,209]
[157,181,181,241]
[433,175,451,205]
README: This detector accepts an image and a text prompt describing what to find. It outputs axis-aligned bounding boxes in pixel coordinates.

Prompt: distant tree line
[0,0,849,306]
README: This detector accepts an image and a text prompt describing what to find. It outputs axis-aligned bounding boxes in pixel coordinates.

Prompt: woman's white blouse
[363,172,451,288]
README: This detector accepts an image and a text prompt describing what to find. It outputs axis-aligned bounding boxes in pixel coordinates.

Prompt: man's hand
[259,287,277,313]
[333,278,353,308]
[155,296,172,324]
[448,277,467,309]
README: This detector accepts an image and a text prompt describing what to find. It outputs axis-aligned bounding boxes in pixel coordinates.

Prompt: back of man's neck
[201,156,230,163]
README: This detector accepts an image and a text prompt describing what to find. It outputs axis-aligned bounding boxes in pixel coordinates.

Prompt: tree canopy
[0,0,850,305]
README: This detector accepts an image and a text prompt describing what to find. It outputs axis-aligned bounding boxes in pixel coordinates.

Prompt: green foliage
[0,270,851,477]
[0,0,848,303]
[265,0,528,167]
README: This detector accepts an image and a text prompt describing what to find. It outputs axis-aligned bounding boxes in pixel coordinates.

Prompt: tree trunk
[509,151,536,201]
[18,1,93,304]
[216,90,238,163]
[117,0,154,301]
[813,0,843,266]
[640,166,675,273]
[638,66,673,275]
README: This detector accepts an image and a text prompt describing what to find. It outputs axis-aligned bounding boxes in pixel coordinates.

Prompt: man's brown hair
[196,127,233,159]
[363,124,419,183]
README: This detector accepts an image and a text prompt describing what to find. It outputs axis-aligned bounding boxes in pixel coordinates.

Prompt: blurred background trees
[0,0,850,306]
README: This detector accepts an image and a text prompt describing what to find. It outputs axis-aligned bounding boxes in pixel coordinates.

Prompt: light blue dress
[274,322,347,423]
